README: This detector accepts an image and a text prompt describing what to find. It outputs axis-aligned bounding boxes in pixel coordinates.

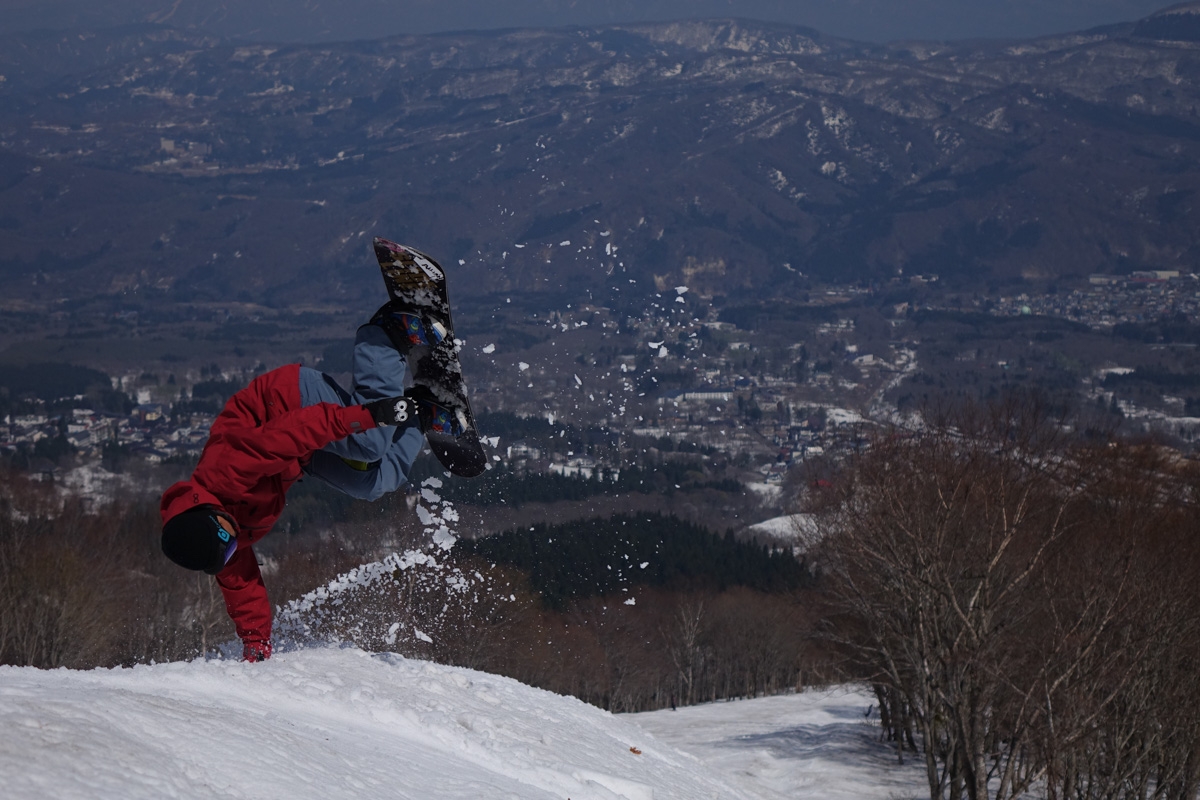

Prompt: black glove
[364,396,419,428]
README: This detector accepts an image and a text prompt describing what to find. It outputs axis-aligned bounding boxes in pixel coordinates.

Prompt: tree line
[809,398,1200,800]
[425,462,741,509]
[459,512,809,610]
[288,555,823,713]
[0,361,129,416]
[0,473,823,714]
[0,478,228,667]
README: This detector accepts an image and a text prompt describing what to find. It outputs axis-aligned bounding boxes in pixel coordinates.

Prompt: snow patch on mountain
[748,513,821,544]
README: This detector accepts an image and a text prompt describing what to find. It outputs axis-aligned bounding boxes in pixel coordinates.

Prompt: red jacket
[160,364,378,660]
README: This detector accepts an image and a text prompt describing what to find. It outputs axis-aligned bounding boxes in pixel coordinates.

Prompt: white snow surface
[632,687,925,800]
[1,648,736,800]
[824,407,865,426]
[0,650,925,800]
[745,481,782,501]
[748,513,820,543]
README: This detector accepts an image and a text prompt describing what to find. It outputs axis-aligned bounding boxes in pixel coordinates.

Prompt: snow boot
[370,301,448,354]
[405,385,467,437]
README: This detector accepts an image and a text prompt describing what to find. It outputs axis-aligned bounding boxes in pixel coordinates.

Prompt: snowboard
[372,237,487,478]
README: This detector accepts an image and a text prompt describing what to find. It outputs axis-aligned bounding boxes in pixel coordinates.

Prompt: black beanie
[162,508,234,575]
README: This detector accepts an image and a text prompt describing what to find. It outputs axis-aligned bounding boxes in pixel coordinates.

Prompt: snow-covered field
[0,648,926,800]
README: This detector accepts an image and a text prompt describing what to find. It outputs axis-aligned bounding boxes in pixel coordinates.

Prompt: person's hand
[243,640,271,662]
[364,396,418,427]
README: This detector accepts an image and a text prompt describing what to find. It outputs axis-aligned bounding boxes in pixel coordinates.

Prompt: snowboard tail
[373,237,486,478]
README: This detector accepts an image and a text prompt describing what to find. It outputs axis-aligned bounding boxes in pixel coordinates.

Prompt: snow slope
[0,647,740,800]
[0,648,927,800]
[633,687,926,800]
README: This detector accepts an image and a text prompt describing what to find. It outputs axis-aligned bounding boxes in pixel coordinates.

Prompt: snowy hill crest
[0,647,742,800]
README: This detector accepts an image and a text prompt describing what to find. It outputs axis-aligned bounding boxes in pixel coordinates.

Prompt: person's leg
[304,429,423,500]
[300,323,409,463]
[348,323,409,401]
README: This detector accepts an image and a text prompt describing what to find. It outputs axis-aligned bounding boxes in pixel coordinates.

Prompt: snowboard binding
[370,302,449,353]
[401,385,466,437]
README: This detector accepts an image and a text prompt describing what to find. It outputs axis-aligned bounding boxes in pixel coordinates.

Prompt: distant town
[4,269,1200,491]
[987,270,1200,328]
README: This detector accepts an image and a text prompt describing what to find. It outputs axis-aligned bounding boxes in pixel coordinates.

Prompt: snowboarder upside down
[159,306,445,662]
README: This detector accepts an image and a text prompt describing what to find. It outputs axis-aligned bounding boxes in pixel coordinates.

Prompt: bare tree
[814,399,1200,800]
[661,593,707,706]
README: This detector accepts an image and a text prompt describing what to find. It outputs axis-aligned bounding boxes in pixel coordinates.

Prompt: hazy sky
[0,0,1184,42]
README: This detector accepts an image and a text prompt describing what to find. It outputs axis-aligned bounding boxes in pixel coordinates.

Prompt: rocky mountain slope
[0,8,1197,314]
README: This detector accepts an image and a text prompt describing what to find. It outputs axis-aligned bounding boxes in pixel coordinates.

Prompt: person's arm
[216,546,272,661]
[195,402,377,499]
[319,426,395,465]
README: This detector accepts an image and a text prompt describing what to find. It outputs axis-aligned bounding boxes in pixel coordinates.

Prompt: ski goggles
[207,515,238,574]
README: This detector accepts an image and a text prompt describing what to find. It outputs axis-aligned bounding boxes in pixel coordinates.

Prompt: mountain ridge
[0,0,1178,43]
[0,13,1196,316]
